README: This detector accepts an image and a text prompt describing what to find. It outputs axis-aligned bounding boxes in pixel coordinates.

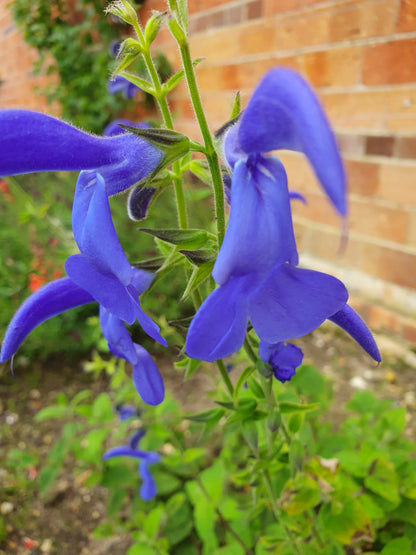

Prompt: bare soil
[0,328,415,555]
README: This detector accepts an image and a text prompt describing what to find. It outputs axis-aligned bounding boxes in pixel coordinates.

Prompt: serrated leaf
[119,71,154,94]
[181,262,213,301]
[139,228,209,250]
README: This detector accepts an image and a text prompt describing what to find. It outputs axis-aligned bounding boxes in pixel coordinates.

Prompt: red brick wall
[0,0,58,113]
[1,0,416,341]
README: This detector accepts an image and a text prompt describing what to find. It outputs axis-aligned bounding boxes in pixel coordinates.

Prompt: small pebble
[5,413,18,425]
[29,389,41,400]
[18,441,26,450]
[43,434,53,445]
[92,510,100,519]
[40,538,53,552]
[0,502,14,515]
[349,375,367,390]
[83,494,91,503]
[385,370,396,383]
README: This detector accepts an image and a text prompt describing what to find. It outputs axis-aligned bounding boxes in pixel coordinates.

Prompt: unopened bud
[145,11,166,45]
[106,0,138,26]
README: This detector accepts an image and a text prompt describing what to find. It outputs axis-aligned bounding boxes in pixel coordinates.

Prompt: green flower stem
[243,337,257,365]
[177,40,225,247]
[216,359,234,398]
[133,24,188,229]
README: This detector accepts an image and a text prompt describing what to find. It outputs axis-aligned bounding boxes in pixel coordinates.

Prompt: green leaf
[134,256,165,272]
[186,408,225,423]
[90,393,114,423]
[181,262,214,301]
[153,470,182,495]
[186,482,218,553]
[247,377,265,399]
[381,407,406,439]
[118,71,154,94]
[242,420,258,451]
[107,488,128,516]
[127,545,158,555]
[281,475,320,516]
[184,357,202,380]
[233,366,256,403]
[320,498,372,545]
[188,160,212,184]
[164,58,203,93]
[200,460,225,504]
[179,248,217,265]
[230,91,241,119]
[364,459,400,505]
[143,505,164,538]
[39,465,60,493]
[279,401,320,414]
[288,412,303,434]
[139,228,210,250]
[34,405,68,421]
[380,537,413,555]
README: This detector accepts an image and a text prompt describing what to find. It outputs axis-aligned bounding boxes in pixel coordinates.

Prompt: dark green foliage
[10,0,129,132]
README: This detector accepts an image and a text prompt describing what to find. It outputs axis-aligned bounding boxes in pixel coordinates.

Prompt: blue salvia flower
[186,68,380,364]
[0,111,162,194]
[259,341,304,383]
[115,404,138,421]
[103,430,160,501]
[108,75,140,99]
[0,274,165,405]
[0,109,166,336]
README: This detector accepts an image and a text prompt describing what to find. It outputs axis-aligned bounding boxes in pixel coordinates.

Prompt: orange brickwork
[1,0,416,341]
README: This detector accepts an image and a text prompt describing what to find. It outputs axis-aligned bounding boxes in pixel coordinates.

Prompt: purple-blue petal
[289,191,307,204]
[139,460,158,501]
[0,278,94,362]
[329,304,381,362]
[131,291,167,347]
[132,344,165,405]
[129,430,146,450]
[102,446,154,460]
[212,157,297,285]
[65,255,136,325]
[130,267,155,296]
[99,307,138,363]
[117,405,138,421]
[238,68,346,216]
[102,119,150,137]
[186,275,254,361]
[0,110,163,196]
[73,173,132,285]
[248,264,348,344]
[259,341,303,383]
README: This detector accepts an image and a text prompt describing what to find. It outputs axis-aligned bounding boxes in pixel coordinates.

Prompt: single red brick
[363,39,416,85]
[345,159,379,197]
[397,0,416,32]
